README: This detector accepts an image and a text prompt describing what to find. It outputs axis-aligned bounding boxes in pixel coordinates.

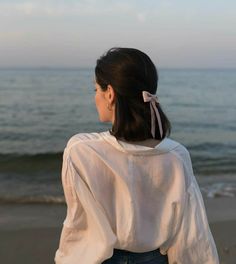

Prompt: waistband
[113,248,161,256]
[102,248,168,264]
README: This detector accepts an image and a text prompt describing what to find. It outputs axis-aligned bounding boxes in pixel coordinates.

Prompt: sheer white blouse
[54,131,219,264]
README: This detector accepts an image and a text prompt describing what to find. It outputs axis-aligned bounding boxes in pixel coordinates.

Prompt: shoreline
[0,197,236,264]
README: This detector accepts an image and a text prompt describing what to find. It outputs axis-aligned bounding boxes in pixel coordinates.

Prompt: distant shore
[0,197,236,264]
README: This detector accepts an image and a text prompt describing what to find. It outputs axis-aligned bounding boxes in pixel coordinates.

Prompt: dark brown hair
[95,47,171,141]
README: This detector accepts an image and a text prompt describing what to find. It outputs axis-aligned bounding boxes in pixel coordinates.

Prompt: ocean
[0,68,236,204]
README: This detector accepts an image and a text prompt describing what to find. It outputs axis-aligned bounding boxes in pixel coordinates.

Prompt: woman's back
[55,131,219,263]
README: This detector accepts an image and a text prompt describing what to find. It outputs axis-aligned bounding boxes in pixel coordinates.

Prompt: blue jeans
[102,248,169,264]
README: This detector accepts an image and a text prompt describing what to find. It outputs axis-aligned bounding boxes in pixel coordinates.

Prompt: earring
[107,103,112,111]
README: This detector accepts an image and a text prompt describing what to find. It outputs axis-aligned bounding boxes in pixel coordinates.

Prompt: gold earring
[107,103,112,111]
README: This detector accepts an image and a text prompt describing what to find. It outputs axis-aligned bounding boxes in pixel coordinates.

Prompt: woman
[55,48,219,264]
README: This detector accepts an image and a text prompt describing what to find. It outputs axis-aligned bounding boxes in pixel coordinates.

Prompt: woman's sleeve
[167,177,219,264]
[54,148,87,262]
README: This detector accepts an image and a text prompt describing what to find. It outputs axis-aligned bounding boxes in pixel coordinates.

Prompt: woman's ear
[106,85,115,105]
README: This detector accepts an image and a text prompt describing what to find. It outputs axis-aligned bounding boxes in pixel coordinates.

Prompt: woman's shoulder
[65,131,106,151]
[165,137,188,152]
[167,138,191,161]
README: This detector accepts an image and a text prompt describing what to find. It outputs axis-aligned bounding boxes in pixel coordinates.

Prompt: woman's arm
[54,148,87,263]
[167,177,219,264]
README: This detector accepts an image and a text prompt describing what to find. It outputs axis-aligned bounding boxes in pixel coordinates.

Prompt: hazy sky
[0,0,235,68]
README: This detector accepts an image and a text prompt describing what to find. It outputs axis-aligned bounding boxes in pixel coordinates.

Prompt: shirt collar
[100,131,180,156]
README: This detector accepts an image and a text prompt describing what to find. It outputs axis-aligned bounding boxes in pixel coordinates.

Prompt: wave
[0,142,235,158]
[186,142,236,175]
[0,182,236,204]
[200,182,236,198]
[0,152,63,162]
[0,195,65,205]
[0,152,63,174]
[188,142,236,152]
[1,142,236,176]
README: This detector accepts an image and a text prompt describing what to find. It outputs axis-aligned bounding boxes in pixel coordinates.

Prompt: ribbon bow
[142,91,163,138]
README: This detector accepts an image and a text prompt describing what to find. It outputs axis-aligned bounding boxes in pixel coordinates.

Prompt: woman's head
[95,47,171,141]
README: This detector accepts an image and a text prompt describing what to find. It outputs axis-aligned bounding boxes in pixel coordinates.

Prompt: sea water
[0,68,236,203]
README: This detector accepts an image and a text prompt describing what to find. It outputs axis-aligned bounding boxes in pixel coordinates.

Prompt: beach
[0,197,236,264]
[0,69,235,264]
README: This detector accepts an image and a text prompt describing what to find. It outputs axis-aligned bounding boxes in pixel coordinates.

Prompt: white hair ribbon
[142,91,163,138]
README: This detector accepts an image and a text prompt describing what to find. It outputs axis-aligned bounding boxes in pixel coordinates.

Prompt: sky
[0,0,235,68]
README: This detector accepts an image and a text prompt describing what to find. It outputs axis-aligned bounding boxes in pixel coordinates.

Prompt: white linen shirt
[54,131,219,264]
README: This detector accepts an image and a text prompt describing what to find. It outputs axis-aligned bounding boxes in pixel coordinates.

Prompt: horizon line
[0,66,235,71]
